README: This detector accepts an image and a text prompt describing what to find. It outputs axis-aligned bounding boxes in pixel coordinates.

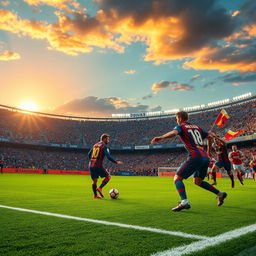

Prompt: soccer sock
[174,179,187,200]
[198,181,220,195]
[100,176,111,189]
[92,184,97,196]
[212,172,216,183]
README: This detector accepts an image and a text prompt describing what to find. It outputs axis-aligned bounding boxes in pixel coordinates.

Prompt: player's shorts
[176,156,210,179]
[253,167,256,172]
[90,167,109,179]
[215,161,231,173]
[232,164,244,171]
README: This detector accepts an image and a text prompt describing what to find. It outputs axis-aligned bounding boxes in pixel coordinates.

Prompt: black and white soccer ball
[109,188,119,199]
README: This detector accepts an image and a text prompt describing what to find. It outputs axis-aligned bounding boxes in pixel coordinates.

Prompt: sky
[0,0,255,117]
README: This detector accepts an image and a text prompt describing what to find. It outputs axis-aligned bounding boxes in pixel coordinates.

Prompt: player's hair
[100,133,110,141]
[176,111,189,121]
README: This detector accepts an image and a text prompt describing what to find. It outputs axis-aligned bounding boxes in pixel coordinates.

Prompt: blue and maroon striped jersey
[174,122,209,158]
[88,141,117,168]
[215,144,229,162]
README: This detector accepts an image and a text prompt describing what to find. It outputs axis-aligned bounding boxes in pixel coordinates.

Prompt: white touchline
[0,204,208,240]
[152,223,256,256]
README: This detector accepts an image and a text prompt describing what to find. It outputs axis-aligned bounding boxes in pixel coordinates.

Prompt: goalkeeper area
[158,167,177,177]
[0,174,256,256]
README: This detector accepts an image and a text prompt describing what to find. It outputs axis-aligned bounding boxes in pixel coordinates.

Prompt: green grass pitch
[0,174,255,256]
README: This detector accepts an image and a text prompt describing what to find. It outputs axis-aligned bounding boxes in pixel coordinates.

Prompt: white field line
[152,223,256,256]
[0,204,207,240]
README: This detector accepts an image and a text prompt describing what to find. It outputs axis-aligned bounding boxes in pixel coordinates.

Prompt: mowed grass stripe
[0,204,208,240]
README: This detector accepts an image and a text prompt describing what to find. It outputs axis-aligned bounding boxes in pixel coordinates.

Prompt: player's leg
[225,162,235,188]
[92,178,101,199]
[211,164,218,185]
[237,165,245,185]
[172,158,195,212]
[194,158,227,206]
[97,169,111,198]
[90,168,101,199]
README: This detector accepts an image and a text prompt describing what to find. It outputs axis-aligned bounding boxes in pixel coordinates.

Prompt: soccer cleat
[217,192,227,206]
[172,202,191,212]
[93,195,102,199]
[96,187,104,198]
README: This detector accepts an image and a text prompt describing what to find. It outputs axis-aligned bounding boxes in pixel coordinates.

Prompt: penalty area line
[152,223,256,256]
[0,204,208,240]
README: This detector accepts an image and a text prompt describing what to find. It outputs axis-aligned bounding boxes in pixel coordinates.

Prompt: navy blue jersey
[174,122,208,158]
[88,142,117,168]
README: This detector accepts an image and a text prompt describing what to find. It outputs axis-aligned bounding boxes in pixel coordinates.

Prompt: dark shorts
[253,167,256,172]
[90,167,109,179]
[176,156,210,179]
[215,161,231,173]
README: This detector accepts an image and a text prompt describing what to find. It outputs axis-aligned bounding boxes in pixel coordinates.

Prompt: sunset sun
[18,101,39,111]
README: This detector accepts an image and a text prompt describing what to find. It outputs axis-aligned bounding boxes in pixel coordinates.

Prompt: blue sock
[175,180,187,200]
[199,181,220,195]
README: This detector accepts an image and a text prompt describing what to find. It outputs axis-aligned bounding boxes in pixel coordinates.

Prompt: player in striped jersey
[151,111,227,212]
[88,134,123,199]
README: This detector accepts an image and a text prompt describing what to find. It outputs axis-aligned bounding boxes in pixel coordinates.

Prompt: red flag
[215,109,230,127]
[224,130,244,141]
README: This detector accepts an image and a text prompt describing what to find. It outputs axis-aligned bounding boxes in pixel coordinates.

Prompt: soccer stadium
[1,0,256,256]
[1,92,256,256]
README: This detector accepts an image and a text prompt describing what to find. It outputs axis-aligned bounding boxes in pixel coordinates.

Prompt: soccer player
[0,155,3,173]
[151,111,227,212]
[228,145,245,185]
[211,138,235,188]
[249,155,256,181]
[88,134,123,199]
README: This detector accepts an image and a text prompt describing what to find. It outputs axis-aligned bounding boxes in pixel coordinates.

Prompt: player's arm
[215,136,227,146]
[206,136,213,158]
[104,147,123,165]
[151,130,178,144]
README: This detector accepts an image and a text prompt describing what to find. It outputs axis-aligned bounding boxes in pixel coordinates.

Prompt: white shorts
[232,164,244,171]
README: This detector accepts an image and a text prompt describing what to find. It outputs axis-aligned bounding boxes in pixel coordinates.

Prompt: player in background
[249,155,256,181]
[88,134,123,199]
[211,138,235,188]
[151,111,227,212]
[207,157,216,181]
[228,145,245,185]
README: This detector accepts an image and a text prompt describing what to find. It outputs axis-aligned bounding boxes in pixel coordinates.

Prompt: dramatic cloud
[0,50,21,61]
[190,74,201,82]
[54,96,155,117]
[123,69,136,75]
[219,72,256,85]
[0,0,255,72]
[152,81,193,92]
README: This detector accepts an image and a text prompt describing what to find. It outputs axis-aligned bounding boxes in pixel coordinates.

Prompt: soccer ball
[109,188,119,199]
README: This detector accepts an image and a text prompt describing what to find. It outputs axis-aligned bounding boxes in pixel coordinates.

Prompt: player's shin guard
[92,184,97,196]
[99,175,111,189]
[174,179,187,200]
[198,181,220,195]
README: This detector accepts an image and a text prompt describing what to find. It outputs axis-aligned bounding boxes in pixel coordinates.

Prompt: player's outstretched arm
[151,130,178,144]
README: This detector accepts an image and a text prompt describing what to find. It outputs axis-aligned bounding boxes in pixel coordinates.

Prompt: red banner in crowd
[47,170,90,175]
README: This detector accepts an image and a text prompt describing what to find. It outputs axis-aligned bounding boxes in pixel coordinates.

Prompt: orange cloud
[0,50,21,61]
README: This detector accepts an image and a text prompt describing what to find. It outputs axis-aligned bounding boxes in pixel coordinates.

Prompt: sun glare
[18,101,39,112]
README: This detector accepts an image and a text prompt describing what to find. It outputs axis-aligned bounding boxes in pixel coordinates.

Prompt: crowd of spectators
[0,144,255,175]
[0,99,255,147]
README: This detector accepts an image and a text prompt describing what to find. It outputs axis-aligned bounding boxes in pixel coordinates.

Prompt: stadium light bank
[112,92,253,118]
